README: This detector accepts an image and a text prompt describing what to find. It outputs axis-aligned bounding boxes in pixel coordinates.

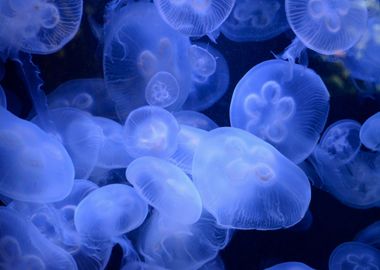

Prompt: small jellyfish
[123,106,180,159]
[145,71,180,107]
[355,221,380,250]
[174,110,218,131]
[285,0,368,55]
[221,0,290,42]
[360,112,380,151]
[154,0,236,37]
[192,127,311,230]
[0,107,74,203]
[329,242,380,270]
[314,120,362,165]
[74,184,148,241]
[265,262,314,270]
[126,156,202,224]
[0,85,6,108]
[183,43,230,111]
[230,59,330,164]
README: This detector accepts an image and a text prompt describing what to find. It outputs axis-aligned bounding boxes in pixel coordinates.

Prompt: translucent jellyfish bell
[265,262,314,270]
[192,127,311,230]
[188,45,217,80]
[360,112,380,151]
[123,106,180,158]
[74,184,148,241]
[154,0,236,37]
[174,110,218,131]
[329,242,380,270]
[126,156,203,224]
[285,0,368,55]
[145,71,180,107]
[221,0,290,42]
[0,107,74,203]
[230,59,330,164]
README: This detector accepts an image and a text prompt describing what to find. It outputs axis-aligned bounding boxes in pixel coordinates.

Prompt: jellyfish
[174,110,218,131]
[153,0,236,37]
[355,221,380,251]
[0,207,78,270]
[103,1,192,120]
[265,262,314,270]
[183,43,230,111]
[74,184,148,241]
[47,78,118,120]
[221,0,290,42]
[230,59,330,164]
[360,112,380,151]
[285,0,368,55]
[198,255,225,270]
[314,120,362,166]
[192,127,311,230]
[0,107,74,203]
[126,156,203,224]
[123,105,180,159]
[0,85,6,108]
[329,242,380,270]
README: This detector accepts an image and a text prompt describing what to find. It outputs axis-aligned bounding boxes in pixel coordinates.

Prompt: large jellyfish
[103,1,192,120]
[230,59,330,163]
[355,221,380,250]
[0,107,74,203]
[192,127,311,230]
[0,207,78,270]
[285,0,368,55]
[126,156,202,224]
[174,110,218,131]
[360,112,380,151]
[153,0,236,37]
[221,0,290,42]
[329,242,380,270]
[265,262,314,270]
[74,184,148,241]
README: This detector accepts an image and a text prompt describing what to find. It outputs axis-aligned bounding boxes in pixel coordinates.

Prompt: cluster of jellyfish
[0,0,379,269]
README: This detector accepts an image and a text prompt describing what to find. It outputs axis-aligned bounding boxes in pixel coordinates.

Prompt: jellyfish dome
[265,262,314,270]
[0,107,74,203]
[0,0,83,55]
[329,242,380,270]
[103,1,192,120]
[230,59,330,164]
[174,110,218,131]
[192,127,311,230]
[360,112,380,151]
[221,0,290,42]
[126,156,202,224]
[154,0,236,37]
[285,0,368,55]
[74,184,148,241]
[0,85,6,108]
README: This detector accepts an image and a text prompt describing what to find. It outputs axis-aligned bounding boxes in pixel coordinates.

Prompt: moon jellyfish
[355,221,380,250]
[47,78,118,120]
[74,184,148,241]
[221,0,290,42]
[126,156,202,224]
[285,0,368,55]
[154,0,236,37]
[360,112,380,151]
[230,59,330,163]
[103,1,192,120]
[123,106,180,159]
[183,44,230,111]
[0,207,77,270]
[192,127,311,230]
[314,120,362,165]
[0,107,74,203]
[0,85,6,108]
[265,262,314,270]
[174,110,218,131]
[329,242,380,270]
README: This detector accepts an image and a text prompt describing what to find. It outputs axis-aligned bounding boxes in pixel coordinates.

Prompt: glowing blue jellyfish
[103,1,192,120]
[221,0,290,42]
[47,78,118,120]
[355,221,380,250]
[126,156,202,224]
[360,112,380,151]
[0,107,74,203]
[154,0,236,37]
[123,106,180,159]
[329,242,380,270]
[230,59,330,163]
[314,120,362,165]
[0,85,6,108]
[74,184,148,241]
[183,43,230,111]
[174,110,218,131]
[192,127,311,230]
[285,0,368,55]
[265,262,314,270]
[0,207,77,270]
